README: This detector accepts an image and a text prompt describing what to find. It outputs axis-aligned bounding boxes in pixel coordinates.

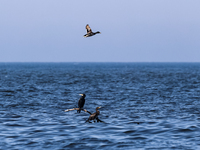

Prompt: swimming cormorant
[84,24,101,37]
[77,94,86,113]
[86,106,103,123]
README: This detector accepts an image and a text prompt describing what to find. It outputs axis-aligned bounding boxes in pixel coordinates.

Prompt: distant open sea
[0,62,200,149]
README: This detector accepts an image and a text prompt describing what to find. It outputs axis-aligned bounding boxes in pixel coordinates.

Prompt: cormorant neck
[95,31,100,34]
[96,108,100,114]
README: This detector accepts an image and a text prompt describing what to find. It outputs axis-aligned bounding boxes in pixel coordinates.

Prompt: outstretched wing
[86,24,92,33]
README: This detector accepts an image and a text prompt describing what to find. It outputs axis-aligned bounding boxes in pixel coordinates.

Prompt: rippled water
[0,63,200,149]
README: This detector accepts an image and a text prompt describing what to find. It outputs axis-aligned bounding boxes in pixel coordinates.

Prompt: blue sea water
[0,62,200,149]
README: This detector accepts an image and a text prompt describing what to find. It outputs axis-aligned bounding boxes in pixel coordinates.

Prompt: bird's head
[79,94,86,97]
[96,106,101,110]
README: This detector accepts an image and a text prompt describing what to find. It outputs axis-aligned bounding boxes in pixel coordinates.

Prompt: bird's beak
[79,94,83,96]
[99,106,101,109]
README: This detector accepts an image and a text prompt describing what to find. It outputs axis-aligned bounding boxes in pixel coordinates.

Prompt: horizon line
[0,61,200,63]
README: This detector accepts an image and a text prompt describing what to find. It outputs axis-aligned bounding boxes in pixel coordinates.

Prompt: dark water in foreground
[0,63,200,149]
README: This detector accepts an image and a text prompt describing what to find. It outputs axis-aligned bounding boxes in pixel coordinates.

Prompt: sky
[0,1,200,62]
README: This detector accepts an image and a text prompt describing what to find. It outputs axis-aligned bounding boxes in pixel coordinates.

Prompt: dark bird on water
[77,94,86,113]
[84,24,101,37]
[86,106,103,123]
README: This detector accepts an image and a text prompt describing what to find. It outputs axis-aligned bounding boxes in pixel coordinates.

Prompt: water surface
[0,63,200,149]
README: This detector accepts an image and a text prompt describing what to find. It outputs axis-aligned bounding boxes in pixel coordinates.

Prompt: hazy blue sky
[0,1,200,62]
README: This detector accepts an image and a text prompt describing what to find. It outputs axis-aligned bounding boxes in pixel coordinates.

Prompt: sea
[0,62,200,149]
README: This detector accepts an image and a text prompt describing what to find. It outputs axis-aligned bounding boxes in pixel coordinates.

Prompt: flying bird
[84,24,101,37]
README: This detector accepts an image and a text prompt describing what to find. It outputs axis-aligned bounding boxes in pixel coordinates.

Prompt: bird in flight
[84,24,101,37]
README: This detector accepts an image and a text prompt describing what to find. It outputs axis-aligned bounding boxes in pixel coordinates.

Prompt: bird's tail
[85,119,91,123]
